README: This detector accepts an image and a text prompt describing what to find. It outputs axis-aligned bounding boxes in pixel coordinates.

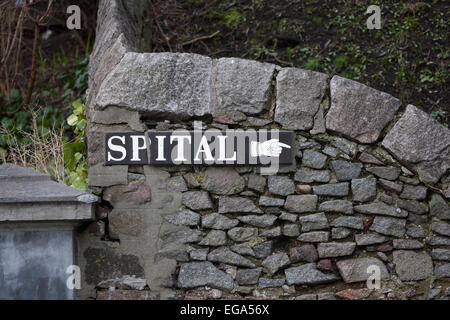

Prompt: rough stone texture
[262,253,291,275]
[298,231,329,243]
[258,278,286,289]
[199,230,227,246]
[435,264,450,279]
[313,183,349,197]
[215,57,275,116]
[290,245,318,263]
[351,178,377,202]
[299,212,329,232]
[284,195,318,213]
[202,213,239,230]
[382,104,450,184]
[103,181,151,207]
[96,290,159,300]
[370,216,406,237]
[166,176,188,192]
[432,221,450,237]
[236,268,262,285]
[96,53,212,118]
[332,227,351,239]
[354,201,407,218]
[378,179,402,194]
[177,262,234,291]
[335,289,372,300]
[182,191,213,210]
[164,210,200,226]
[319,200,353,214]
[247,174,266,193]
[393,250,433,281]
[259,196,285,207]
[430,194,450,220]
[237,215,277,228]
[366,166,400,180]
[201,167,245,195]
[393,239,424,250]
[397,200,427,215]
[337,257,388,283]
[302,150,328,169]
[218,197,263,214]
[282,224,300,237]
[285,263,340,285]
[275,68,328,130]
[331,161,363,181]
[330,216,363,230]
[400,185,427,200]
[326,75,401,143]
[432,249,450,261]
[294,169,330,183]
[253,241,273,259]
[355,233,388,246]
[268,176,295,196]
[317,242,356,258]
[207,247,255,268]
[227,227,258,242]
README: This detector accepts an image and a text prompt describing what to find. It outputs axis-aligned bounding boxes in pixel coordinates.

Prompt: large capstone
[382,104,450,184]
[326,75,401,143]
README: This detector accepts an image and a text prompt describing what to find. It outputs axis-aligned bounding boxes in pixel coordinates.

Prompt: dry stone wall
[78,0,450,300]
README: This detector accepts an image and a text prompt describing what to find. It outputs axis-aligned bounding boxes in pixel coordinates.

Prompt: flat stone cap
[0,164,98,204]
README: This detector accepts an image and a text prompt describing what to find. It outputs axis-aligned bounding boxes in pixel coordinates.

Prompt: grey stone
[432,221,450,237]
[202,213,239,230]
[164,210,200,226]
[317,242,356,258]
[393,250,433,281]
[358,152,384,165]
[155,249,189,263]
[399,176,420,185]
[236,268,262,285]
[382,105,450,184]
[103,180,151,207]
[378,193,393,205]
[284,195,318,213]
[259,196,285,207]
[400,185,427,200]
[285,263,340,285]
[199,230,227,246]
[378,179,402,194]
[313,183,349,197]
[317,292,337,300]
[218,197,263,214]
[323,146,339,158]
[177,262,234,291]
[331,160,363,181]
[354,201,407,218]
[184,173,200,188]
[230,243,255,257]
[366,166,401,181]
[161,229,204,246]
[201,167,245,195]
[240,191,258,197]
[430,194,450,220]
[91,107,145,131]
[332,227,352,239]
[166,176,188,192]
[299,212,329,232]
[302,150,328,169]
[282,224,300,237]
[258,278,286,289]
[432,249,450,261]
[406,225,425,238]
[298,141,321,150]
[426,236,450,246]
[298,231,329,242]
[275,68,328,130]
[96,53,212,118]
[262,253,291,275]
[253,241,273,259]
[88,164,128,187]
[268,176,295,196]
[208,247,255,268]
[244,117,272,127]
[237,215,277,228]
[279,211,297,222]
[247,175,266,193]
[435,264,450,279]
[331,137,358,156]
[97,275,147,290]
[330,216,363,230]
[259,227,282,238]
[215,57,275,116]
[351,178,377,202]
[289,245,318,263]
[228,227,258,242]
[182,191,213,210]
[295,294,317,300]
[397,200,427,215]
[319,200,353,214]
[355,233,388,246]
[294,169,330,183]
[393,239,424,250]
[190,248,209,261]
[337,258,389,283]
[370,216,406,237]
[326,75,401,143]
